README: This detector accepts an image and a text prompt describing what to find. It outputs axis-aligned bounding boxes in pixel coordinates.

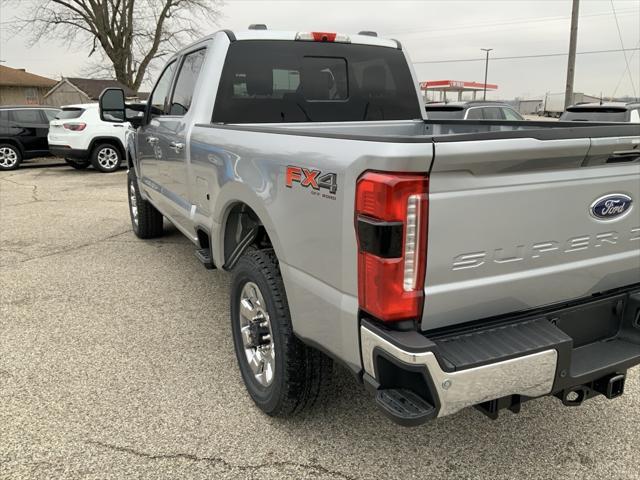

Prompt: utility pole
[481,48,493,100]
[564,0,580,109]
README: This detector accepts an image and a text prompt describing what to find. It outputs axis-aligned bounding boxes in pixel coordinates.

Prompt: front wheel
[231,248,332,416]
[128,169,164,238]
[0,144,22,170]
[91,144,122,173]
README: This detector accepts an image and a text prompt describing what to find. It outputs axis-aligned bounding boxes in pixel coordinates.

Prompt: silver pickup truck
[99,27,640,426]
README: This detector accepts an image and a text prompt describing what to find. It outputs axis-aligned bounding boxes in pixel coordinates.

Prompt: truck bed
[207,119,640,144]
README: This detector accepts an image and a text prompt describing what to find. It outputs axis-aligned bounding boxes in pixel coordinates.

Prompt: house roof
[0,65,57,88]
[46,77,138,100]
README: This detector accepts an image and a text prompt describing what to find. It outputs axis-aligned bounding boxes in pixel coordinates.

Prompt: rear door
[8,109,49,154]
[422,134,640,331]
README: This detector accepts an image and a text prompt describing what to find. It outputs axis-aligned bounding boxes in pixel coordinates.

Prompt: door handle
[146,136,159,145]
[169,141,185,153]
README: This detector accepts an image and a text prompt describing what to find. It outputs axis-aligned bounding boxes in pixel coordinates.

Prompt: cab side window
[149,61,177,117]
[482,107,504,120]
[170,49,207,116]
[630,109,640,123]
[502,107,522,120]
[466,108,483,120]
[9,109,44,125]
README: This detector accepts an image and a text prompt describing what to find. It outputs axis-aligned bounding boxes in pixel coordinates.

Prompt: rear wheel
[0,144,21,170]
[91,144,122,173]
[65,158,90,170]
[128,169,164,238]
[231,248,332,416]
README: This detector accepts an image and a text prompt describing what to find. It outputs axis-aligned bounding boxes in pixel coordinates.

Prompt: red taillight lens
[295,32,350,43]
[312,32,337,42]
[355,171,428,322]
[63,123,86,131]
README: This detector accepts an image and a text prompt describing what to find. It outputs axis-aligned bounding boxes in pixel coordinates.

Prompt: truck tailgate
[422,135,640,331]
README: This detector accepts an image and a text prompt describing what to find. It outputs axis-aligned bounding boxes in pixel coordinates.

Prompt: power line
[413,48,640,64]
[612,41,640,98]
[385,9,640,36]
[610,0,637,98]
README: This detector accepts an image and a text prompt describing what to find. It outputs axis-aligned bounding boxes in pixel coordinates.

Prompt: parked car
[100,27,639,426]
[425,101,524,120]
[560,102,640,123]
[0,105,60,170]
[48,103,130,173]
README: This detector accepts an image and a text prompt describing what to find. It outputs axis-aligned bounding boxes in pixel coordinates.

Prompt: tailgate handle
[607,150,640,164]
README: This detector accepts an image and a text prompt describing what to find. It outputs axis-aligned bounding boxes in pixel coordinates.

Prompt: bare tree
[12,0,223,91]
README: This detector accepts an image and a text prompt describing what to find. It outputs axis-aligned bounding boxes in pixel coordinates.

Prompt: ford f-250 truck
[99,27,640,426]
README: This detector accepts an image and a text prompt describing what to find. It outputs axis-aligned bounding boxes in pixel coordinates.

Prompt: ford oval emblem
[590,194,633,221]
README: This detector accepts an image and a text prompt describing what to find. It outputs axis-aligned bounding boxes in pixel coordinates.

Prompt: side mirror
[99,88,126,122]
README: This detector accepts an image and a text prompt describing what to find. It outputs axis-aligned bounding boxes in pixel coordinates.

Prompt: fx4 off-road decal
[286,166,338,198]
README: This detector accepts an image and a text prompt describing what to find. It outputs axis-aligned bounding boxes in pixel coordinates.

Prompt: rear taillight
[355,171,428,322]
[63,123,86,131]
[295,32,351,43]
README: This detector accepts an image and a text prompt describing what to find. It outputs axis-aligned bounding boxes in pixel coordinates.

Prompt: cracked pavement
[1,158,639,480]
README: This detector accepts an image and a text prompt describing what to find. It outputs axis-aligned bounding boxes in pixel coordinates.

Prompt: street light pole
[481,48,493,100]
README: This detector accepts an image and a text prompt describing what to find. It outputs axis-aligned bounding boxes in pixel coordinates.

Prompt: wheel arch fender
[212,183,285,271]
[0,138,25,155]
[89,136,126,159]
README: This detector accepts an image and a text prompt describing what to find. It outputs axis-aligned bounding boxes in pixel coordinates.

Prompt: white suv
[48,103,131,173]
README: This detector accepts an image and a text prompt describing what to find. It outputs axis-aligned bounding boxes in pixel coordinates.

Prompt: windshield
[560,109,627,122]
[56,108,85,120]
[213,40,422,123]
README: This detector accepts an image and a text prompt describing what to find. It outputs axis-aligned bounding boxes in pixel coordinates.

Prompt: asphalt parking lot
[1,158,639,480]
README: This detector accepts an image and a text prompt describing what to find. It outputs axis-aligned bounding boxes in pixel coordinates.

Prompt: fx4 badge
[286,166,338,197]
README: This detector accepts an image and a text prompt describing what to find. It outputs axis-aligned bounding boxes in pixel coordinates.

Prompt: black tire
[91,143,122,173]
[231,248,332,416]
[0,143,22,171]
[128,169,164,238]
[65,158,90,170]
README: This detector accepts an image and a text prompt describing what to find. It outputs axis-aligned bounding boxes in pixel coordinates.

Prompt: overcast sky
[1,0,639,99]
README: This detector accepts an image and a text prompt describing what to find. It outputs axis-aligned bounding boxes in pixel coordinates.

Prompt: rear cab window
[212,40,422,123]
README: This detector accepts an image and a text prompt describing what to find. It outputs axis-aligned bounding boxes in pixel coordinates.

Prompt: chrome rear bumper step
[360,287,640,426]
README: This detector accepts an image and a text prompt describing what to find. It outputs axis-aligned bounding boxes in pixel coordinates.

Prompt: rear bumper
[361,287,640,426]
[49,146,89,160]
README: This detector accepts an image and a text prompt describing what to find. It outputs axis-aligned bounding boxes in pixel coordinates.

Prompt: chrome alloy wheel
[0,147,18,168]
[239,281,275,387]
[129,181,138,226]
[97,147,119,169]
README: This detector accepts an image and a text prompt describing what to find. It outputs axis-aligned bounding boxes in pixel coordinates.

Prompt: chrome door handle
[169,141,185,153]
[146,136,159,145]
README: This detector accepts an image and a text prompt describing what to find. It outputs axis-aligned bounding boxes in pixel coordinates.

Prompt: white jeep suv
[48,103,131,173]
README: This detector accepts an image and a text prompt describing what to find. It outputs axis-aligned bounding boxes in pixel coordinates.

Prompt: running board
[195,248,215,269]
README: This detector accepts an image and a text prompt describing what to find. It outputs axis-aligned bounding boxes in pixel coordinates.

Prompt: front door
[137,61,179,217]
